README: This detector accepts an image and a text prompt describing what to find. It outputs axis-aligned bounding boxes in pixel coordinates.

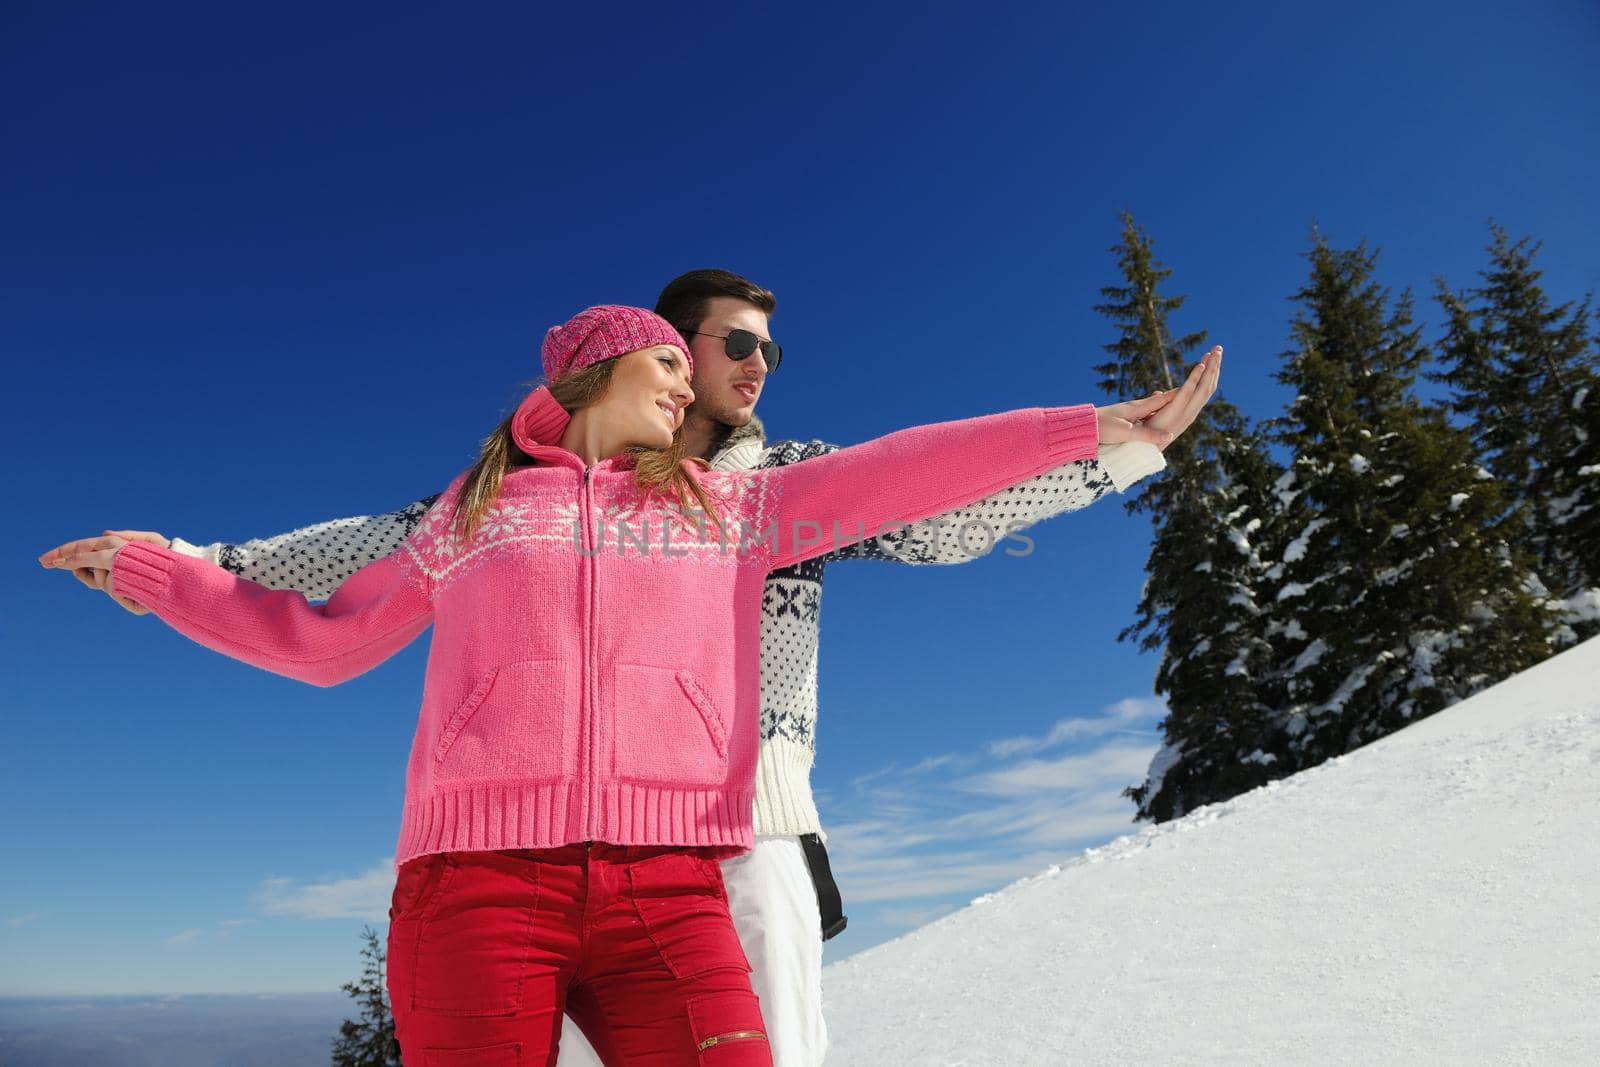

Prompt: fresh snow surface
[822,637,1600,1065]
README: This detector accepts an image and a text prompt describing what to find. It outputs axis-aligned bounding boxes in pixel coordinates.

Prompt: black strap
[798,833,848,941]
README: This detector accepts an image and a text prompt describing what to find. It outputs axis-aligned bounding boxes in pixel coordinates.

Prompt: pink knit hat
[541,305,692,382]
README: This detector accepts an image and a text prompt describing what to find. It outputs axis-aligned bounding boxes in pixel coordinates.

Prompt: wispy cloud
[159,917,260,947]
[825,695,1165,937]
[985,696,1165,759]
[5,912,44,928]
[960,740,1157,797]
[254,859,395,922]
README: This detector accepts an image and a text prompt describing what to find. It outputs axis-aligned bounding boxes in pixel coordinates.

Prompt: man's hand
[38,529,168,614]
[1095,346,1223,450]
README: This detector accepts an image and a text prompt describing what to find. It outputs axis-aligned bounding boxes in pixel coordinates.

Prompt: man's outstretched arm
[825,443,1164,565]
[805,345,1218,564]
[163,496,440,600]
[40,496,440,611]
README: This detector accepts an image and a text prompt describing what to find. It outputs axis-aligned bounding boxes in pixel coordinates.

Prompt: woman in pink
[46,305,1158,1065]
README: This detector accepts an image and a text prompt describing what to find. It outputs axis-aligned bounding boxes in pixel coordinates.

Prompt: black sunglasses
[690,329,783,372]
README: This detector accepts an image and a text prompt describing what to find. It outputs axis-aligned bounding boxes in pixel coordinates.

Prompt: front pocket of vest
[611,664,729,787]
[433,659,574,784]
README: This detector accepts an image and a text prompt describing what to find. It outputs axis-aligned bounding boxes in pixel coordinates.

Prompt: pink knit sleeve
[109,541,433,687]
[760,405,1099,567]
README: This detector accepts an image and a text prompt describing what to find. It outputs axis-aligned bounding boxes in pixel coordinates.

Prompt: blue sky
[4,0,1597,995]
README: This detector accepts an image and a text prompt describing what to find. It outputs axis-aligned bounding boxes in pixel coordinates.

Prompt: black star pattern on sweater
[763,582,821,623]
[217,495,441,600]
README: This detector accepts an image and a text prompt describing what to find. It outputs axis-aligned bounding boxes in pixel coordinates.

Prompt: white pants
[557,835,827,1067]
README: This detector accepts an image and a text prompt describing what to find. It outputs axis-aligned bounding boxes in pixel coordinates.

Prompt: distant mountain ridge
[0,993,348,1067]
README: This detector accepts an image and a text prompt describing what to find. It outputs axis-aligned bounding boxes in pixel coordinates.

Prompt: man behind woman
[42,276,1219,1065]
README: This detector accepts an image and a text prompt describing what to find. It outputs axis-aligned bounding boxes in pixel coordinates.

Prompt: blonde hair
[452,359,723,542]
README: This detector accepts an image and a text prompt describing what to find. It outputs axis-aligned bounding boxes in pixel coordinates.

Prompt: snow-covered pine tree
[1562,363,1600,623]
[1268,234,1553,767]
[1124,407,1289,821]
[1093,212,1286,822]
[1434,224,1600,633]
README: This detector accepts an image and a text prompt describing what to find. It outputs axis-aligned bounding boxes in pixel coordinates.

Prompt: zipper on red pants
[697,1030,768,1052]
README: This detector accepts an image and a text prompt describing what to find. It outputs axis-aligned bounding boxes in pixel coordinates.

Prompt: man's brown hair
[654,268,777,342]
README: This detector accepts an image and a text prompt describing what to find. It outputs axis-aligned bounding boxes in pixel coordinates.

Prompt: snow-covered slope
[823,637,1600,1065]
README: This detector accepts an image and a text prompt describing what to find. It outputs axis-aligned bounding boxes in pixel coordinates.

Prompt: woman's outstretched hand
[1145,346,1222,446]
[37,529,170,614]
[1095,346,1223,450]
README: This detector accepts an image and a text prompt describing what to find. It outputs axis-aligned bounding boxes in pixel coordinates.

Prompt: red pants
[386,844,772,1066]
